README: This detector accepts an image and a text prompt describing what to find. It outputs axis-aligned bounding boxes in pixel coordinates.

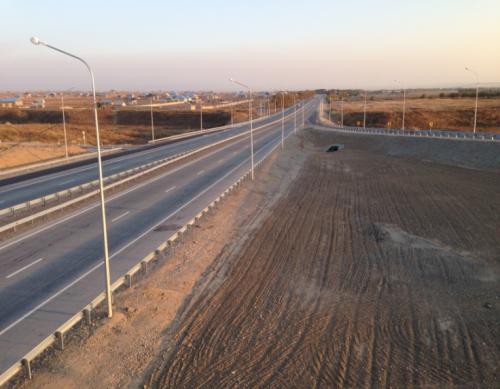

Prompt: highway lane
[0,100,318,374]
[0,106,299,210]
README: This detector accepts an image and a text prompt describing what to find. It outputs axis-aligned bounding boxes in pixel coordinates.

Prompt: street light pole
[61,94,69,159]
[229,78,254,180]
[465,67,479,133]
[150,98,155,141]
[341,95,344,127]
[302,100,305,128]
[329,96,332,122]
[200,98,203,131]
[280,92,285,149]
[293,94,297,134]
[363,90,367,129]
[394,80,406,130]
[31,36,113,318]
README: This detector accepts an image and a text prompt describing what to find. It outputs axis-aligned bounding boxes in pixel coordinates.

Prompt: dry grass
[327,97,500,132]
[0,143,86,170]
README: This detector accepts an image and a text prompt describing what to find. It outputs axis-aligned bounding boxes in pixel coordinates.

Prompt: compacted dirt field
[18,128,499,389]
[145,129,499,388]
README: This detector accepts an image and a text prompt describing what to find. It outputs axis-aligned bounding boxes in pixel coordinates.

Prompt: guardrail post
[22,358,32,380]
[141,260,148,274]
[84,308,92,325]
[125,274,132,288]
[55,331,64,350]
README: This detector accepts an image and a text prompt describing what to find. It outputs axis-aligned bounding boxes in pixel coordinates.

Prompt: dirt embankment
[143,131,499,388]
[18,130,500,389]
[0,144,86,171]
[0,109,232,146]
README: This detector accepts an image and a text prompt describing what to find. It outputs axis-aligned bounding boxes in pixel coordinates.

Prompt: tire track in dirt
[145,131,500,388]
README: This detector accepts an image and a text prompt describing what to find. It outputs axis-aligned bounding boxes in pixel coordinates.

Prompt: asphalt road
[0,99,318,376]
[0,106,299,210]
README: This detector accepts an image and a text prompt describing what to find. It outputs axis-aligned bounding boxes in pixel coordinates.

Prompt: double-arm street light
[394,80,406,130]
[31,37,113,318]
[465,67,479,133]
[229,78,254,180]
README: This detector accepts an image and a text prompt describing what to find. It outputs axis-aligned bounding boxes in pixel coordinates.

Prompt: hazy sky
[1,0,499,91]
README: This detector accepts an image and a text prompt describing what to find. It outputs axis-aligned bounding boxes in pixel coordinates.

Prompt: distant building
[31,99,46,109]
[0,97,23,108]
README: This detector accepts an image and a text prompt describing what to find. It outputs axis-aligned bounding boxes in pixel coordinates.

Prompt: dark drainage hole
[326,144,344,152]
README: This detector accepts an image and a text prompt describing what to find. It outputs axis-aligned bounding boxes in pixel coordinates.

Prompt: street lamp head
[30,36,41,45]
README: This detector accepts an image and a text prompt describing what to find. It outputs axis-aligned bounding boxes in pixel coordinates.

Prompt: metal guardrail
[317,120,500,142]
[0,104,308,387]
[147,104,298,144]
[0,105,306,234]
[0,147,122,179]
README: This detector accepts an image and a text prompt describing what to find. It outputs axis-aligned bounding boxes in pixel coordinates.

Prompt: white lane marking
[111,211,130,223]
[0,108,302,254]
[0,154,251,337]
[0,109,297,197]
[0,108,308,335]
[164,186,176,193]
[196,170,205,176]
[59,179,74,186]
[217,159,224,164]
[6,258,44,279]
[0,136,249,253]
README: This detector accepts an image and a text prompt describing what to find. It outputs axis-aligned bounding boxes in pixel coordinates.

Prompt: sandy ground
[0,143,86,171]
[16,129,500,388]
